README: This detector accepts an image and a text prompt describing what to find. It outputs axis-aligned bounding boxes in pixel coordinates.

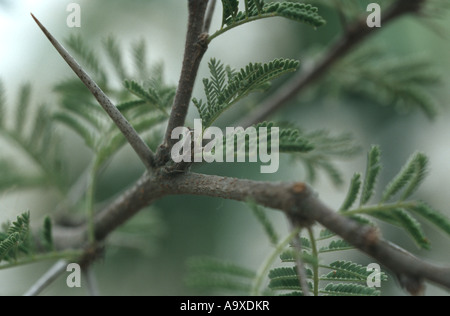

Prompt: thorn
[31,13,155,170]
[31,13,46,34]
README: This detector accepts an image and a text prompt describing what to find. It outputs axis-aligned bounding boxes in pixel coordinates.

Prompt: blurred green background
[0,0,449,296]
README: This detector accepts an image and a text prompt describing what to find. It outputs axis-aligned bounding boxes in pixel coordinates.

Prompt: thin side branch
[23,259,68,296]
[240,0,428,127]
[158,0,209,165]
[54,172,450,294]
[289,226,311,296]
[85,267,100,296]
[203,0,217,33]
[31,14,155,170]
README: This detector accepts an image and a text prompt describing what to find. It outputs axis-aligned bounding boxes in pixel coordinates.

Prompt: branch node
[288,183,316,228]
[78,243,105,270]
[197,32,210,50]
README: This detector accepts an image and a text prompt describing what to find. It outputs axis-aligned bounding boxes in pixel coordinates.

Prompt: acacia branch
[31,14,155,170]
[240,0,428,127]
[33,0,448,297]
[158,0,209,165]
[54,172,450,295]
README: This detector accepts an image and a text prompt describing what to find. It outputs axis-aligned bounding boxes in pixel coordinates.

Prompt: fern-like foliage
[0,212,65,268]
[193,58,299,128]
[186,146,450,296]
[273,237,388,296]
[0,81,66,194]
[321,261,388,283]
[268,263,382,296]
[318,239,354,253]
[340,146,450,250]
[0,213,31,262]
[268,267,313,293]
[320,283,381,296]
[192,58,359,184]
[215,0,326,38]
[324,48,440,119]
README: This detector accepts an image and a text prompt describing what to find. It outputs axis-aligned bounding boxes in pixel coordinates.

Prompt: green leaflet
[124,80,171,114]
[400,154,428,201]
[42,216,54,252]
[0,212,31,262]
[247,0,264,15]
[381,153,428,202]
[321,261,388,282]
[221,0,239,26]
[319,239,354,253]
[217,1,326,36]
[318,229,336,241]
[321,283,381,296]
[268,267,313,291]
[360,146,381,205]
[410,203,450,237]
[340,173,362,211]
[279,249,318,265]
[7,212,30,240]
[364,208,430,249]
[392,209,429,250]
[263,2,326,27]
[0,213,77,268]
[116,99,147,113]
[194,58,299,128]
[0,233,20,261]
